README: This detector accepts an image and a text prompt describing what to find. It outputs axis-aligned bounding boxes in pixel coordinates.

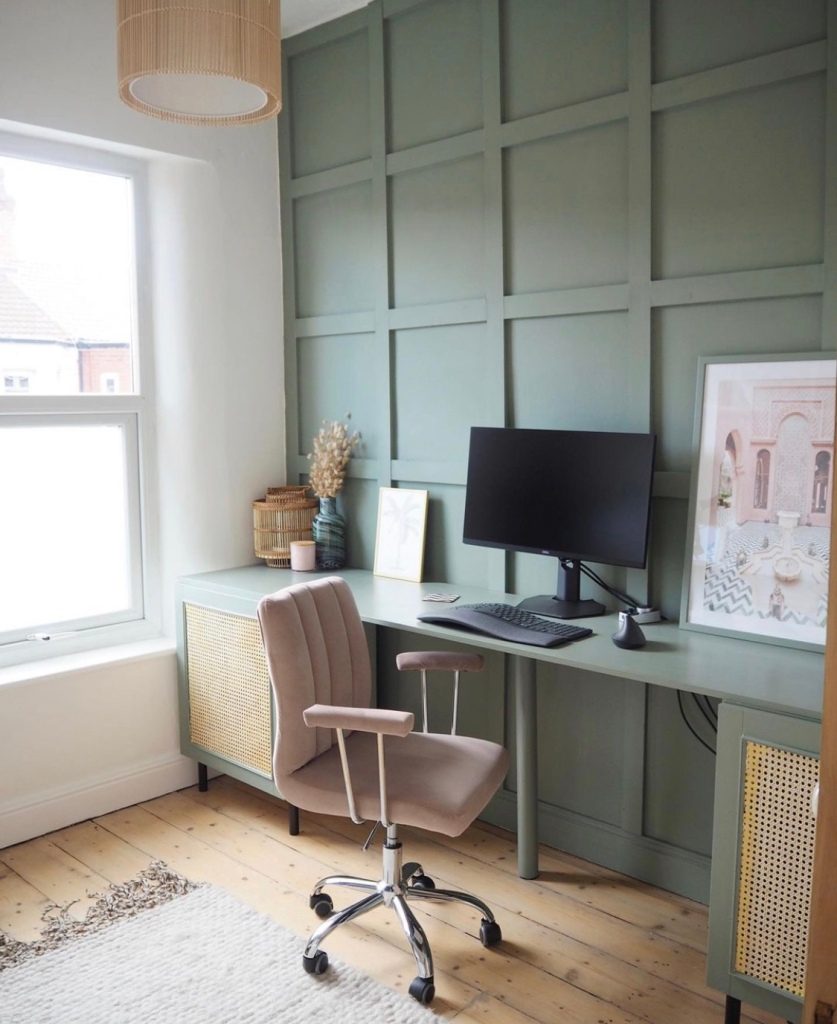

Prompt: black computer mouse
[612,611,646,649]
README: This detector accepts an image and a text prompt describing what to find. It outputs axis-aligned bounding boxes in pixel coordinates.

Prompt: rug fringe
[0,860,198,972]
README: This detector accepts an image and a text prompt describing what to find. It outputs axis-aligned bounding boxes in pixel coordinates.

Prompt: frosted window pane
[0,425,132,631]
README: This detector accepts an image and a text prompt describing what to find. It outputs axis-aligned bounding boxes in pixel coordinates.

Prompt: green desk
[175,565,824,879]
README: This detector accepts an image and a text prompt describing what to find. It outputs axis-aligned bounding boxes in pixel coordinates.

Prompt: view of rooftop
[0,156,135,394]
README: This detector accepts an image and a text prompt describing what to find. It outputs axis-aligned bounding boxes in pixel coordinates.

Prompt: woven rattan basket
[253,486,318,568]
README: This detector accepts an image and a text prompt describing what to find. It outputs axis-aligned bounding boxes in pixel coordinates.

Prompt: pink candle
[290,540,316,571]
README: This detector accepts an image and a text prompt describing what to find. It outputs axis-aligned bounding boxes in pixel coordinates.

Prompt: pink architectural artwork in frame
[684,356,836,649]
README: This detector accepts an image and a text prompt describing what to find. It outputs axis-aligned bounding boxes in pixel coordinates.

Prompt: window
[717,433,736,509]
[754,449,770,510]
[0,137,155,664]
[3,372,31,392]
[812,451,830,514]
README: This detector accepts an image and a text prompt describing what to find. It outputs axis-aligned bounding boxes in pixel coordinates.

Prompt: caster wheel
[309,893,333,919]
[479,919,502,947]
[408,976,436,1005]
[401,861,422,882]
[302,950,329,975]
[410,873,436,891]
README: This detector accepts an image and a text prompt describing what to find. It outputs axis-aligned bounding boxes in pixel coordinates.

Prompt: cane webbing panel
[185,604,272,778]
[734,740,819,997]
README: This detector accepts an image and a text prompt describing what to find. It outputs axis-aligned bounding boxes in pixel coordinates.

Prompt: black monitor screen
[463,427,656,569]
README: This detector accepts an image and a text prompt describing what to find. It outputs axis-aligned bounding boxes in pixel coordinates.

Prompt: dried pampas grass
[307,417,361,499]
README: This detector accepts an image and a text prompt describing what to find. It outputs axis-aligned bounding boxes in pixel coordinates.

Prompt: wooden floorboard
[0,862,50,943]
[0,779,784,1024]
[1,836,110,921]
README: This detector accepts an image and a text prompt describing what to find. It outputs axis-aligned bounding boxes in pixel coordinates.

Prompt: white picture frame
[373,487,429,582]
[681,352,836,651]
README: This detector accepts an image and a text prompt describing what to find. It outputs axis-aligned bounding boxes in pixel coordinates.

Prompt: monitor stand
[517,558,605,620]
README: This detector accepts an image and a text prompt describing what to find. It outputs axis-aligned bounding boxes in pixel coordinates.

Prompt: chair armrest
[394,651,484,735]
[303,704,412,827]
[303,704,414,737]
[396,651,484,673]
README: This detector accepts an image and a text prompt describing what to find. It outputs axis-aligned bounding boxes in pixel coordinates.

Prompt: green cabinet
[708,703,821,1022]
[176,577,281,797]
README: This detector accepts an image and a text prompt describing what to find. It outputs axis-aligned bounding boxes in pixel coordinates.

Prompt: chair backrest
[257,576,372,778]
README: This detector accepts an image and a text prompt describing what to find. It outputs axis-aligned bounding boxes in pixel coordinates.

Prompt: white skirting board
[0,754,200,849]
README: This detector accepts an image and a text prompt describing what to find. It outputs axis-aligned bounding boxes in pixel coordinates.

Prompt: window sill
[0,637,176,690]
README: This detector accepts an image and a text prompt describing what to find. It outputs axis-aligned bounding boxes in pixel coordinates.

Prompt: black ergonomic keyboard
[417,602,593,648]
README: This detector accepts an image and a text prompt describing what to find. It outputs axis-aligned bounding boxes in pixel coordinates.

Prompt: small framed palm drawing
[373,487,429,582]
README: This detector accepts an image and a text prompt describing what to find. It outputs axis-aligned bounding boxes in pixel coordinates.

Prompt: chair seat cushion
[279,730,509,837]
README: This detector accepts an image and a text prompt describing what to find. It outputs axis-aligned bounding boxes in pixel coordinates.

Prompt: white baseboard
[0,754,199,849]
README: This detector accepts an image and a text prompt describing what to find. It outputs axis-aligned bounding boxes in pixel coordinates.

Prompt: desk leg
[511,654,539,879]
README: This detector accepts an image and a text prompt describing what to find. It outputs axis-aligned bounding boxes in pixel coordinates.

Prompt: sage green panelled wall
[279,0,836,900]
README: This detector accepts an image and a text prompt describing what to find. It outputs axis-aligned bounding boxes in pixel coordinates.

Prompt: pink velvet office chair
[257,576,509,1005]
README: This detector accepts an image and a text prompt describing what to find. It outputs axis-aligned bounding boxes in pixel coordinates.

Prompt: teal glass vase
[312,496,346,569]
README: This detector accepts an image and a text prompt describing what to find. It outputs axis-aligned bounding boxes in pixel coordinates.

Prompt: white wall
[0,1,285,846]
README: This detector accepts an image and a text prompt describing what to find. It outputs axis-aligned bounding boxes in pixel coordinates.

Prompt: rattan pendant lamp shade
[117,0,281,126]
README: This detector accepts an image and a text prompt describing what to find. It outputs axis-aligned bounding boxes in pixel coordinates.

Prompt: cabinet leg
[288,804,300,836]
[724,996,741,1024]
[198,762,208,792]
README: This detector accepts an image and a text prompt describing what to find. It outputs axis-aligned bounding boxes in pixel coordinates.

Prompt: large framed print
[681,353,836,650]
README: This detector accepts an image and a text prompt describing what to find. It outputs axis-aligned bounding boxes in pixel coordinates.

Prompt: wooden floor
[1,777,782,1024]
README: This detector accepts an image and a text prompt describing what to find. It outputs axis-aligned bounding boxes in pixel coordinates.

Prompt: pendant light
[117,0,281,126]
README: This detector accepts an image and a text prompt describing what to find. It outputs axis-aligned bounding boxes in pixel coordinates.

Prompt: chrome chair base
[301,826,502,1005]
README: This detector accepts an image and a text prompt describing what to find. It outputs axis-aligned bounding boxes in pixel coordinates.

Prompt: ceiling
[281,0,369,38]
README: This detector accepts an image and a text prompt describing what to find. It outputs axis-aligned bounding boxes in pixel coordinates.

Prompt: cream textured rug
[0,864,435,1023]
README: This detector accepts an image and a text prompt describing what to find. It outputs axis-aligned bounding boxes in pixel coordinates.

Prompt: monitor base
[517,595,606,620]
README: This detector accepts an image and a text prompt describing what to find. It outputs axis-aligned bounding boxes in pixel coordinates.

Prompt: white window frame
[0,133,160,667]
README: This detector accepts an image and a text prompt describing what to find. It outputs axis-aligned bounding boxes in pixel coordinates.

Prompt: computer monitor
[463,426,657,618]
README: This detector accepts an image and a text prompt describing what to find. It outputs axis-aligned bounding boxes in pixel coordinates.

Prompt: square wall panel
[653,76,825,280]
[390,156,484,307]
[653,0,826,82]
[290,30,370,177]
[651,296,823,473]
[648,496,689,621]
[644,685,716,855]
[297,333,378,458]
[534,664,627,825]
[385,0,483,151]
[393,323,489,462]
[508,312,646,433]
[294,182,374,317]
[502,0,627,121]
[505,121,628,294]
[340,477,379,570]
[417,482,496,588]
